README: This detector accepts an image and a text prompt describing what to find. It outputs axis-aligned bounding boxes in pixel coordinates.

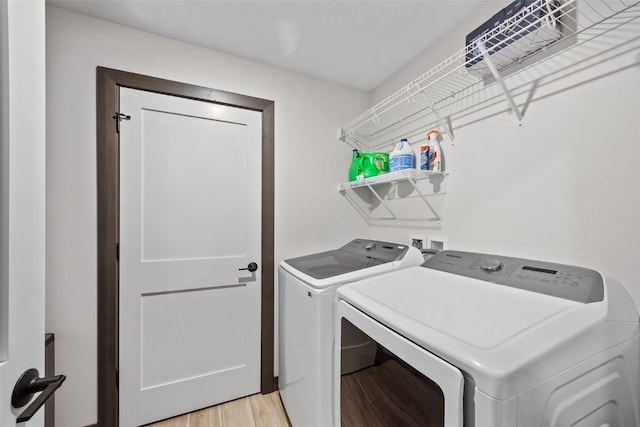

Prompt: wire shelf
[339,0,640,150]
[337,169,448,223]
[337,169,446,191]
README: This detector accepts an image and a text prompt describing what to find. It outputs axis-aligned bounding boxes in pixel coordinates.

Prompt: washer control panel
[423,250,604,303]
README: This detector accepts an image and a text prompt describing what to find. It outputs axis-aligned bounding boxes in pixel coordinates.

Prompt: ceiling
[48,0,488,91]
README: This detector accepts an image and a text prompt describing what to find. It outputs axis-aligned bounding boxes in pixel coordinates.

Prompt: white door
[0,0,48,426]
[118,88,262,426]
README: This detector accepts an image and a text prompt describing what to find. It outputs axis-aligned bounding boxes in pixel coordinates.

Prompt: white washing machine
[334,250,640,426]
[279,239,424,427]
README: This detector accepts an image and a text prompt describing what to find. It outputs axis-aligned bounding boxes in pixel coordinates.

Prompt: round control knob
[480,258,503,273]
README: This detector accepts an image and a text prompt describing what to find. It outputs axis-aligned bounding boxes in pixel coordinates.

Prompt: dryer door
[335,300,464,427]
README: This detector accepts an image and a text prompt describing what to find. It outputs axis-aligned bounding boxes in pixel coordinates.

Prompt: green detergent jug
[349,150,389,181]
[348,149,360,182]
[359,152,389,178]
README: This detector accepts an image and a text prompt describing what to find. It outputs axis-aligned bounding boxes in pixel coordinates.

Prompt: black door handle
[239,262,258,272]
[12,368,66,423]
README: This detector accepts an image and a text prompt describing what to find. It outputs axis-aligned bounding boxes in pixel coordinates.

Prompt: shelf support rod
[365,183,398,220]
[340,190,373,225]
[477,41,524,127]
[407,177,440,221]
[421,92,455,145]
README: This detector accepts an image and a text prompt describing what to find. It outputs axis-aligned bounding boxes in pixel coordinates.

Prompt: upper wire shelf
[339,0,640,150]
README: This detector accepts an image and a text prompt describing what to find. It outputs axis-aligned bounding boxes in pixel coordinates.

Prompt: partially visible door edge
[96,67,275,427]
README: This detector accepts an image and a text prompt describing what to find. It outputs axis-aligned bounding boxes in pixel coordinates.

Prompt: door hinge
[113,112,131,133]
[116,243,119,262]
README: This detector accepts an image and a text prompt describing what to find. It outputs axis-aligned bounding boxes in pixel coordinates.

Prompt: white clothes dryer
[334,250,640,426]
[279,239,424,427]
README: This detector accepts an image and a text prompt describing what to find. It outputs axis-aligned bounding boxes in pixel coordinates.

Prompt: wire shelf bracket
[421,92,455,144]
[477,40,525,127]
[406,177,441,221]
[337,169,446,223]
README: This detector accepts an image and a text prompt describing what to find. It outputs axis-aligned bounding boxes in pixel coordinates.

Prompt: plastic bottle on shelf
[389,138,415,172]
[426,130,443,172]
[420,143,430,170]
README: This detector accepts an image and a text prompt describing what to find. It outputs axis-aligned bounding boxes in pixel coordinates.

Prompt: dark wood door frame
[96,67,275,427]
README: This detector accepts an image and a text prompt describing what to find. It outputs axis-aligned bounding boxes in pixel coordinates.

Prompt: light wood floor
[146,391,290,427]
[145,358,439,427]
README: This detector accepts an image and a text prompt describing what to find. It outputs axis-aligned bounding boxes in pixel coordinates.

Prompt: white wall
[369,2,640,307]
[45,6,368,426]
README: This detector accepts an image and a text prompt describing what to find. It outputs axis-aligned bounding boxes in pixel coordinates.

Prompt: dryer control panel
[423,250,604,303]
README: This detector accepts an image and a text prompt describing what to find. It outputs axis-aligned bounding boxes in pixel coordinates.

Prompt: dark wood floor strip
[341,358,444,426]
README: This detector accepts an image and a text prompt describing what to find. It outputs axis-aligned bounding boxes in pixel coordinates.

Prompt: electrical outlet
[409,233,427,250]
[427,236,448,251]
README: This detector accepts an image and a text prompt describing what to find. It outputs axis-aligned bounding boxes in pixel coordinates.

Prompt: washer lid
[284,249,386,279]
[283,239,410,280]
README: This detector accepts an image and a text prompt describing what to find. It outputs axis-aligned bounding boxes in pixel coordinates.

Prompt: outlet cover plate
[427,236,448,251]
[409,233,427,250]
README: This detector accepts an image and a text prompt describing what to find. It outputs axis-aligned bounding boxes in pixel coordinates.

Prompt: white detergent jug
[389,138,415,172]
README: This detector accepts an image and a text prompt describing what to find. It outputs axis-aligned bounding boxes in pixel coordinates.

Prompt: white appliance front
[278,268,337,427]
[334,250,640,426]
[278,239,424,427]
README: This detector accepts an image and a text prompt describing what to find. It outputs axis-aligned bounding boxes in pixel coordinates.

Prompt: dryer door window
[336,301,464,427]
